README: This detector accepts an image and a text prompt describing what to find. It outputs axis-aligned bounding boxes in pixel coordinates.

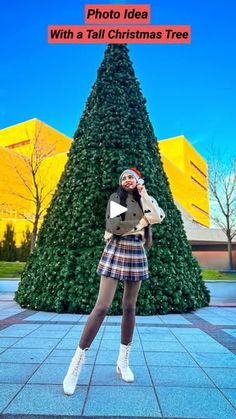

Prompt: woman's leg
[79,275,118,349]
[121,280,142,345]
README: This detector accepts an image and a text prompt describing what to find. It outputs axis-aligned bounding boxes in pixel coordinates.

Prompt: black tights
[79,275,141,349]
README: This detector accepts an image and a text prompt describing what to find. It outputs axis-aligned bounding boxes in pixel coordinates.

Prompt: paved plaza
[1,292,236,418]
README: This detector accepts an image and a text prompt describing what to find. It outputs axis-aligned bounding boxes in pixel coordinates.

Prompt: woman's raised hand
[137,184,146,196]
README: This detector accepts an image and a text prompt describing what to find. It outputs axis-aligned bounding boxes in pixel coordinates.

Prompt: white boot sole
[63,386,75,396]
[116,364,134,382]
[63,376,77,396]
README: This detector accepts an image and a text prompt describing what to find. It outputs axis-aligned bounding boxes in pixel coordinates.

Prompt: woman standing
[63,168,165,395]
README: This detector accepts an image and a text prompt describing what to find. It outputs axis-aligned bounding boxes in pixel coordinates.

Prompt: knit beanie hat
[119,167,144,185]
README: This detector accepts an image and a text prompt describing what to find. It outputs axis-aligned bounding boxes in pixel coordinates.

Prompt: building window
[5,139,30,149]
[192,219,208,228]
[192,203,209,216]
[191,176,208,191]
[190,160,207,178]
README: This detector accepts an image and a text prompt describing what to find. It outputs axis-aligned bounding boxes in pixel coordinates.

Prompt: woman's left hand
[137,184,146,196]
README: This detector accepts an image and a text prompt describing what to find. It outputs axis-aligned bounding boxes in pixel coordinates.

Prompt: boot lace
[72,353,83,376]
[123,343,131,367]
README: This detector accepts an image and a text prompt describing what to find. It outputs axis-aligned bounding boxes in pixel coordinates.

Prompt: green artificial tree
[15,44,210,314]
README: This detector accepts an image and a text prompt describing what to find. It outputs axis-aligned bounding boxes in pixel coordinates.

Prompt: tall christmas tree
[15,44,210,314]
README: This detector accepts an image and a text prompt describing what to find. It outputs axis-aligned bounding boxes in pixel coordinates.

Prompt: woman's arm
[139,188,165,225]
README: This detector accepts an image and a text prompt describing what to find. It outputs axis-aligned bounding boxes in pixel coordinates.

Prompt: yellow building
[159,135,210,228]
[0,119,72,246]
[0,119,209,246]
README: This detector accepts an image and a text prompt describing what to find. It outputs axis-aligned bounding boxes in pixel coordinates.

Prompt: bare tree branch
[2,122,61,253]
[207,143,236,269]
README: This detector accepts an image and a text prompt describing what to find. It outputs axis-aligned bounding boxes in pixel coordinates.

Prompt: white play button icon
[110,201,127,218]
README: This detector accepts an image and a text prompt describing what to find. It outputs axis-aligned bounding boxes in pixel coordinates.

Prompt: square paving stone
[0,310,23,315]
[0,348,52,363]
[0,384,23,413]
[91,365,151,386]
[138,326,175,340]
[222,389,236,409]
[45,349,97,365]
[142,340,186,352]
[158,315,191,324]
[26,329,68,338]
[136,316,164,324]
[3,384,87,415]
[28,363,93,385]
[42,355,93,365]
[145,351,198,367]
[203,367,236,388]
[83,385,162,416]
[37,324,73,331]
[51,348,98,358]
[176,334,216,343]
[65,332,102,341]
[0,337,20,347]
[56,338,100,350]
[51,314,83,321]
[43,356,73,364]
[102,330,139,340]
[12,337,60,349]
[219,314,236,321]
[170,327,206,335]
[138,327,174,337]
[140,333,178,342]
[104,325,121,331]
[99,339,142,351]
[106,315,122,323]
[156,386,236,418]
[78,314,92,321]
[0,363,39,383]
[1,324,40,331]
[99,331,121,339]
[96,349,146,365]
[0,328,36,337]
[181,342,232,353]
[50,348,77,357]
[150,366,214,387]
[69,327,103,338]
[191,352,236,367]
[24,312,57,321]
[71,324,105,331]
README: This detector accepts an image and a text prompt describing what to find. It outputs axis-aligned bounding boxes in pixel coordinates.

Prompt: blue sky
[1,0,235,161]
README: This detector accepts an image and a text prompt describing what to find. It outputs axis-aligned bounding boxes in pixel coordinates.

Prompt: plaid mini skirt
[96,235,149,281]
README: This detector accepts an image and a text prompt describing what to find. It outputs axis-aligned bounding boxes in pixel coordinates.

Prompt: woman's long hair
[115,185,153,249]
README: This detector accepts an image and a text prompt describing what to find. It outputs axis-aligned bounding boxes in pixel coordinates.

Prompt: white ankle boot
[63,346,88,395]
[116,342,134,382]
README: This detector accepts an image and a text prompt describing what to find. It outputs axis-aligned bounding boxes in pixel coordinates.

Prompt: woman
[63,168,165,395]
